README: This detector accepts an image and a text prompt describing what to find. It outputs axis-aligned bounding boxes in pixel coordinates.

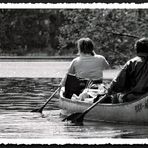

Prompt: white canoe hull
[59,93,148,124]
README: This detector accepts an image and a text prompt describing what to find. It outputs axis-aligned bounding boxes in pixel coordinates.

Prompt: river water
[0,62,148,144]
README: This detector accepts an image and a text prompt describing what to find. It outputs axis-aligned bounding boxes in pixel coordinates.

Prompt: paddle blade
[31,107,43,113]
[62,112,84,125]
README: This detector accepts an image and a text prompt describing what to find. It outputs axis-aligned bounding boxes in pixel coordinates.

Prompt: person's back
[107,37,148,103]
[61,37,109,87]
[69,54,109,80]
[125,56,148,95]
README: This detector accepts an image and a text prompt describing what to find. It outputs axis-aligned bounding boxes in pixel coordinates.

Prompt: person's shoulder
[129,56,142,62]
[74,56,80,60]
[71,56,79,60]
[94,54,105,59]
[71,56,80,63]
[94,54,107,61]
[125,56,141,67]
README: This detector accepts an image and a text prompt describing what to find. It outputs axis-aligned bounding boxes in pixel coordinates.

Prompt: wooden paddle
[62,94,108,125]
[31,87,60,113]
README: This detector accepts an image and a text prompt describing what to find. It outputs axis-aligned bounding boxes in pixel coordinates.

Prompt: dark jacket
[108,55,148,102]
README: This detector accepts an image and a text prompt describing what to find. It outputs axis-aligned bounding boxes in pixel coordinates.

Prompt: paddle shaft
[78,94,107,118]
[40,87,60,110]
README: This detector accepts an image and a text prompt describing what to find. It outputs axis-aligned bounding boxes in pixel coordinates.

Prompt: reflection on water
[0,78,61,112]
[0,78,148,140]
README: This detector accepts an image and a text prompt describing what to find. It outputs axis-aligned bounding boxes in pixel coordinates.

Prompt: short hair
[135,37,148,54]
[77,38,95,56]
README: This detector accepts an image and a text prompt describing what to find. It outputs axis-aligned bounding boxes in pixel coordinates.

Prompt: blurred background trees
[0,9,63,56]
[0,9,148,66]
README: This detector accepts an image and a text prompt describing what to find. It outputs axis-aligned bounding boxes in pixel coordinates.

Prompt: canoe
[59,90,148,125]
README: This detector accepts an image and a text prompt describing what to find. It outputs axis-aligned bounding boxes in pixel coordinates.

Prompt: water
[0,61,119,78]
[0,77,148,144]
[0,61,148,145]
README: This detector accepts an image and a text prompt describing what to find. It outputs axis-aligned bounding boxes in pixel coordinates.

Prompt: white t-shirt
[61,54,109,86]
[68,54,109,79]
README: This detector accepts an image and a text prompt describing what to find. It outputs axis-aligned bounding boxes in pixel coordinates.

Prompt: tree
[57,9,148,66]
[0,9,63,55]
[1,9,148,67]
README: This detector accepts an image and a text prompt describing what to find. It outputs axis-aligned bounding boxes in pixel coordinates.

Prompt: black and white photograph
[0,3,148,144]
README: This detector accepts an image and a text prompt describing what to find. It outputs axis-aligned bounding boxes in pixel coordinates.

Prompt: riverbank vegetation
[0,9,148,66]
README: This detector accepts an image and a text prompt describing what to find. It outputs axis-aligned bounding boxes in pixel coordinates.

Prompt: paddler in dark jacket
[103,37,148,103]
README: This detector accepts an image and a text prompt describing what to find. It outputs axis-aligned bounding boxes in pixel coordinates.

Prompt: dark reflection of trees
[0,78,61,111]
[0,78,61,93]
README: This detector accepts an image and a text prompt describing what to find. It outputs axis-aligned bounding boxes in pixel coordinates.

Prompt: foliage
[0,9,62,55]
[58,9,148,66]
[1,9,148,66]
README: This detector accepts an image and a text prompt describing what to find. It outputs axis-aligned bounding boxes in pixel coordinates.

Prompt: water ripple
[1,78,148,140]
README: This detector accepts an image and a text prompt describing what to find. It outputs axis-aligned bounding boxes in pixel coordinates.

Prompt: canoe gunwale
[60,88,148,107]
[59,90,148,124]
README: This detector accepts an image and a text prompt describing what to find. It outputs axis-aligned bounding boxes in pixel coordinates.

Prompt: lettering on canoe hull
[135,98,148,113]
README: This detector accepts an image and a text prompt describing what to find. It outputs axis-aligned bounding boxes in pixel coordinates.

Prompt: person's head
[135,37,148,56]
[77,38,95,56]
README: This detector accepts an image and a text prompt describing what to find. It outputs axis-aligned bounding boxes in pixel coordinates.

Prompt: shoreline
[0,56,76,62]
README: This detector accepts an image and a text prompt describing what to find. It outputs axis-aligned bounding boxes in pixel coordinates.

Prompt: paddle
[31,87,60,113]
[62,94,108,125]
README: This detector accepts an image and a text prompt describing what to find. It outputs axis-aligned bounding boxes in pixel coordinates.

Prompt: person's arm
[60,59,76,87]
[102,57,110,70]
[107,62,130,95]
